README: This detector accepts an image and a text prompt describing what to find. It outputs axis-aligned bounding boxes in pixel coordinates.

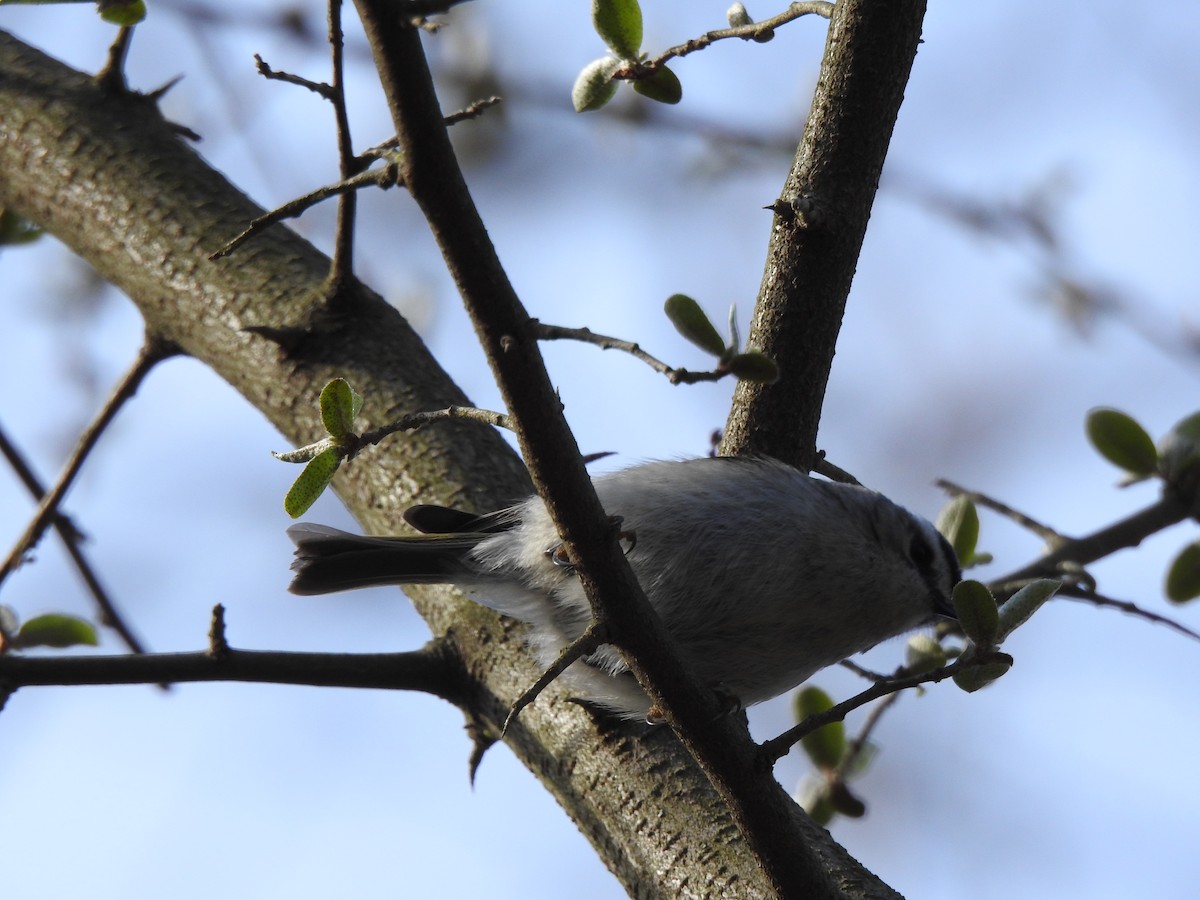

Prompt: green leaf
[951,580,999,648]
[936,496,978,568]
[14,614,99,649]
[98,0,145,24]
[572,57,622,113]
[319,378,361,440]
[995,579,1060,643]
[284,446,343,518]
[725,351,779,384]
[592,0,642,59]
[664,294,726,356]
[793,686,845,770]
[1166,541,1200,603]
[632,64,682,105]
[952,654,1012,693]
[1085,407,1157,477]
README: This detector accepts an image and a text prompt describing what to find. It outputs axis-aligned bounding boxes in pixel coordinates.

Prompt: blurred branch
[0,335,178,588]
[0,425,151,657]
[1061,589,1200,644]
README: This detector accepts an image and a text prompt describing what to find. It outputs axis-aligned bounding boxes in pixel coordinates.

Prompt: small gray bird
[287,456,960,720]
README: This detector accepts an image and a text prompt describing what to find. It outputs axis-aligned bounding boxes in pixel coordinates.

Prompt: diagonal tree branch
[721,0,930,471]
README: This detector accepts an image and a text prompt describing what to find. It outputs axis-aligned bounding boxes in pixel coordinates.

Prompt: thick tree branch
[722,0,929,470]
[0,639,467,698]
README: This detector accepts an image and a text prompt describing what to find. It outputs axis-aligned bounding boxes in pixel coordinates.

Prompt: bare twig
[324,0,364,288]
[503,620,608,734]
[1060,589,1200,644]
[0,424,151,657]
[354,405,513,455]
[533,321,727,384]
[937,478,1066,546]
[620,2,835,77]
[254,54,332,99]
[0,335,177,588]
[208,166,399,260]
[759,654,997,764]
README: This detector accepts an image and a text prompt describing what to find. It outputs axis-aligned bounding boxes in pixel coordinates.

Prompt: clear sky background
[2,2,1199,898]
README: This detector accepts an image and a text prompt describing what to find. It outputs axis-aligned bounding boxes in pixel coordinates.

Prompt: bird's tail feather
[286,523,485,595]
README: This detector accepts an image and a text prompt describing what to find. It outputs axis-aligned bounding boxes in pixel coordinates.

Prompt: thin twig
[362,97,505,160]
[618,1,834,78]
[325,0,365,288]
[0,336,177,588]
[254,54,332,99]
[1060,589,1200,644]
[354,405,513,455]
[760,656,980,764]
[533,321,726,385]
[208,166,399,260]
[503,621,608,733]
[937,478,1065,545]
[0,424,151,657]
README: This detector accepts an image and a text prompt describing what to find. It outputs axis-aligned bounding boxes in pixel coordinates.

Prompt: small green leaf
[995,579,1060,643]
[1086,408,1157,477]
[664,294,726,356]
[793,686,845,770]
[905,634,948,673]
[14,614,99,649]
[632,64,682,105]
[572,57,622,112]
[951,580,999,648]
[319,378,361,440]
[936,496,979,568]
[952,654,1012,693]
[284,446,343,518]
[1166,542,1200,603]
[725,351,779,384]
[592,0,643,59]
[98,0,146,24]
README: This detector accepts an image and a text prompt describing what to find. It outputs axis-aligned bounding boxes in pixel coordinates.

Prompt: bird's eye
[908,534,935,571]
